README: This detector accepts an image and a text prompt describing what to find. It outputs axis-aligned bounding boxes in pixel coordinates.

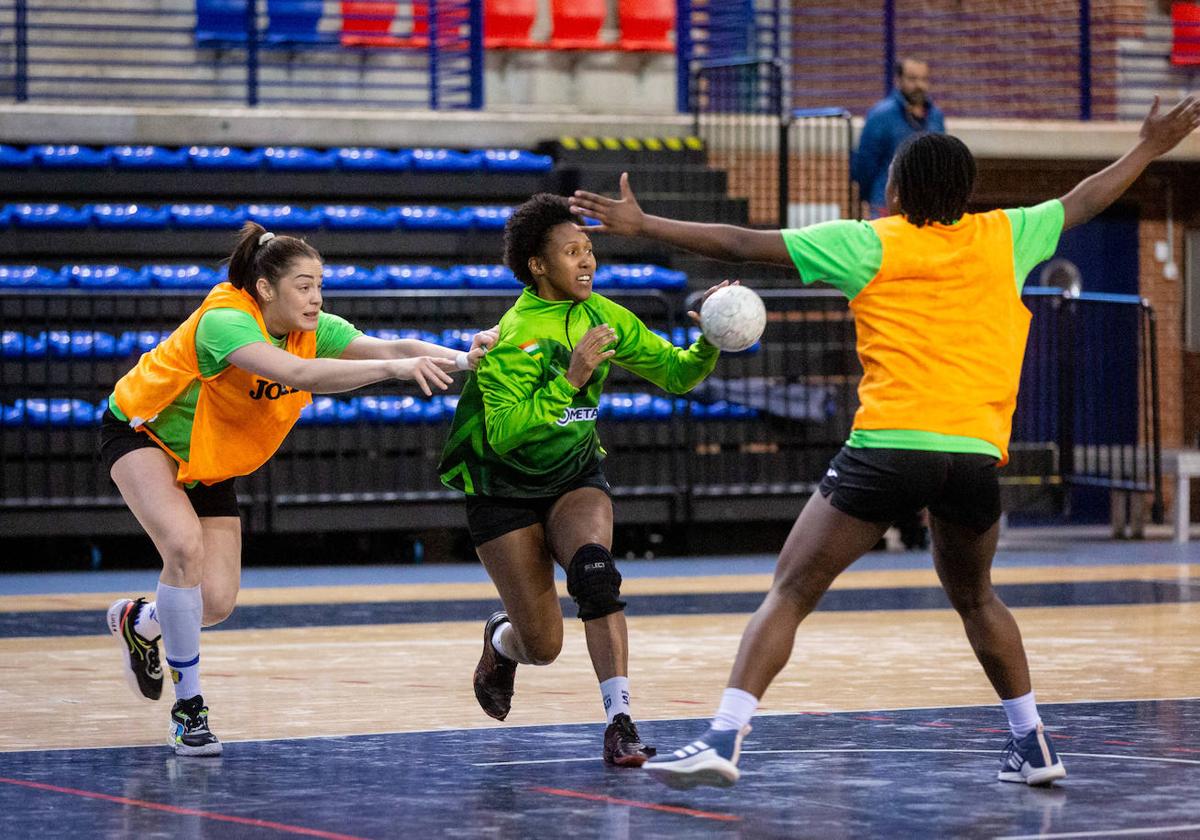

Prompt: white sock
[711,687,758,732]
[1001,690,1042,738]
[156,581,203,701]
[491,622,527,663]
[134,601,161,640]
[600,676,631,724]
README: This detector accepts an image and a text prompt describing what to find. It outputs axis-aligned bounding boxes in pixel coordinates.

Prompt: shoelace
[1000,738,1021,767]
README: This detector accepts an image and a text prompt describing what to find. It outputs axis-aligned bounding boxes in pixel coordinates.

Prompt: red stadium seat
[617,0,674,53]
[485,0,539,49]
[547,0,609,51]
[341,1,428,48]
[1172,2,1200,66]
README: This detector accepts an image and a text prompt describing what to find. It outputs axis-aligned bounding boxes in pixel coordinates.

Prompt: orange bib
[112,283,315,484]
[852,211,1032,465]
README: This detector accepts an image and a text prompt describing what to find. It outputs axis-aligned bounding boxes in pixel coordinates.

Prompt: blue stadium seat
[188,145,265,169]
[467,206,513,230]
[1,400,25,426]
[117,330,168,356]
[263,146,338,171]
[0,145,33,167]
[265,0,324,45]
[67,331,120,358]
[195,0,249,45]
[1,331,24,358]
[109,145,189,169]
[0,265,66,288]
[410,149,484,172]
[335,147,412,171]
[591,266,619,290]
[483,149,554,173]
[453,265,521,289]
[365,328,442,344]
[92,203,171,230]
[395,205,472,231]
[299,396,361,426]
[605,264,687,290]
[247,204,324,229]
[374,265,457,289]
[11,203,93,229]
[170,204,248,229]
[322,264,383,289]
[32,144,111,168]
[20,398,94,427]
[323,205,398,231]
[64,264,149,289]
[438,328,476,351]
[142,265,218,290]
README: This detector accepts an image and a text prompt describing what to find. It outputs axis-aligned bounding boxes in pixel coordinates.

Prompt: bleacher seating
[0,392,758,428]
[547,0,609,51]
[0,263,690,291]
[617,0,675,53]
[484,0,539,49]
[0,144,553,174]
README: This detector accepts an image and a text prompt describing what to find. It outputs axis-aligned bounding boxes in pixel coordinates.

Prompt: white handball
[699,284,766,352]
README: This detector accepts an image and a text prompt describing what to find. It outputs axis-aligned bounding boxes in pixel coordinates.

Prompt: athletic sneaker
[603,713,656,767]
[998,723,1067,786]
[474,611,517,721]
[106,597,163,702]
[169,696,222,757]
[644,725,750,789]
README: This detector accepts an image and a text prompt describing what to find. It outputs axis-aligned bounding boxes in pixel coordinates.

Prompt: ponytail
[226,221,321,302]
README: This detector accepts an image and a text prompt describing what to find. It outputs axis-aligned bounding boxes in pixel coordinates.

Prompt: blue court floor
[2,700,1198,839]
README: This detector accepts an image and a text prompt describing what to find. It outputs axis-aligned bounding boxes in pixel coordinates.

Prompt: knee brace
[565,543,625,622]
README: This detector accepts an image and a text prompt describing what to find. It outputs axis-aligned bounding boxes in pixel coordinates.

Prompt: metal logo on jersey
[556,407,599,426]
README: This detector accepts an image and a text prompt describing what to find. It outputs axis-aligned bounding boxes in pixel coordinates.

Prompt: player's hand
[569,172,645,236]
[466,325,499,370]
[470,326,499,352]
[688,279,738,327]
[565,324,617,388]
[1138,95,1200,157]
[389,356,456,396]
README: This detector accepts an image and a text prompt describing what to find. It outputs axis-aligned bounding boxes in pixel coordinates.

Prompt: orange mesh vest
[112,283,316,484]
[852,211,1031,465]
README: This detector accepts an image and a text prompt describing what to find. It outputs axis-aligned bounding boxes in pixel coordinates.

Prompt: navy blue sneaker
[998,723,1066,785]
[644,725,749,789]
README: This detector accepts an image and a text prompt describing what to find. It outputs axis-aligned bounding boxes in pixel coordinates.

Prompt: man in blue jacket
[852,58,945,218]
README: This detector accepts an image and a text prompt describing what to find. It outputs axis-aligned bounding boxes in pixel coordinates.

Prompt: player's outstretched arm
[570,173,794,267]
[227,341,455,396]
[1060,95,1199,231]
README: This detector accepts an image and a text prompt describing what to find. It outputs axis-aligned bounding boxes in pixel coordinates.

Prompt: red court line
[0,776,368,840]
[531,785,740,822]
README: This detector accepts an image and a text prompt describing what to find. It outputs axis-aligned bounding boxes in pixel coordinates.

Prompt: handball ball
[700,285,766,352]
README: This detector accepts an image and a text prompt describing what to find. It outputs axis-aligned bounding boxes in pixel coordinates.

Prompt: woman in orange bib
[571,96,1200,789]
[101,222,496,755]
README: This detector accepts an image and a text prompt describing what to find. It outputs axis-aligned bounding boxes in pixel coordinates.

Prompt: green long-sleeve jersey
[438,288,720,498]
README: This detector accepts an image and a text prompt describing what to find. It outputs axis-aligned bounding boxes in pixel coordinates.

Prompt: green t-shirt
[780,200,1064,456]
[438,288,720,497]
[109,309,361,463]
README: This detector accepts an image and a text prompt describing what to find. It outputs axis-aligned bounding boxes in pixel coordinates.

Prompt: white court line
[998,825,1200,839]
[473,748,1200,768]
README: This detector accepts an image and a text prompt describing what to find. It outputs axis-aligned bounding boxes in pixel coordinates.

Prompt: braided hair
[890,132,976,228]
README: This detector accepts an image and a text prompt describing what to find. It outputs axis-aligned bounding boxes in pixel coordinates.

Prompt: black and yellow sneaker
[473,611,517,721]
[106,597,163,701]
[169,695,222,756]
[603,714,656,767]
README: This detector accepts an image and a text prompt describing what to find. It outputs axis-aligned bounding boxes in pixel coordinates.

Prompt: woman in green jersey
[438,194,728,765]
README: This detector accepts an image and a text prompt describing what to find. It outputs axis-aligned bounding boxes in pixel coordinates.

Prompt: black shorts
[98,409,239,518]
[818,446,1001,534]
[464,464,612,548]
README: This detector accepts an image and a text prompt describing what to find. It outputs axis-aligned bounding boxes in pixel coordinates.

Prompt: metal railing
[677,0,1200,120]
[691,60,856,227]
[1,0,483,109]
